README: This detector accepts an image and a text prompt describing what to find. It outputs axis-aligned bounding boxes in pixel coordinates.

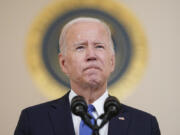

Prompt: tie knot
[88,104,95,113]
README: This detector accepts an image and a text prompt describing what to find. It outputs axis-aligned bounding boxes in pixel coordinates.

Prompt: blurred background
[0,0,179,135]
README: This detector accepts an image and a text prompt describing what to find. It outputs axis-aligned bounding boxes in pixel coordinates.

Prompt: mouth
[83,66,101,72]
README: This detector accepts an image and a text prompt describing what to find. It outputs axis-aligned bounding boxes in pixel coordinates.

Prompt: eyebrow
[73,41,88,46]
[73,41,106,47]
[94,42,105,45]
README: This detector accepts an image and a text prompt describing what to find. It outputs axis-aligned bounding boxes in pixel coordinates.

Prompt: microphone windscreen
[104,96,121,116]
[71,96,87,116]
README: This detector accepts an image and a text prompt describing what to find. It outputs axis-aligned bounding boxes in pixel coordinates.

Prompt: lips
[83,65,101,71]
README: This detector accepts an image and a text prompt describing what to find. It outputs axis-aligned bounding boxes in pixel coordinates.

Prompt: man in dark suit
[14,17,160,135]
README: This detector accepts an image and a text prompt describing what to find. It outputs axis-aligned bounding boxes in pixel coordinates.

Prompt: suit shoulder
[121,104,155,118]
[119,104,161,134]
[21,99,56,114]
[23,93,68,113]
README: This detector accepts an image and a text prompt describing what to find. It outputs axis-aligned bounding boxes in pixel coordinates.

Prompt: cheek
[68,57,84,73]
[103,55,114,71]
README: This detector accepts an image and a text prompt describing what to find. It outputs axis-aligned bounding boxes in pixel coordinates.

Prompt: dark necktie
[79,104,95,135]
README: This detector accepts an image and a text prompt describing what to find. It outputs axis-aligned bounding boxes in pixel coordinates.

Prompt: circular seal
[26,0,147,100]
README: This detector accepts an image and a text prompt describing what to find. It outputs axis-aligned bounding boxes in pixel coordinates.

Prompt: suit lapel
[49,92,75,135]
[108,104,131,135]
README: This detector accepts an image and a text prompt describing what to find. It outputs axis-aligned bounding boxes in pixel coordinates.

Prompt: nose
[86,46,97,62]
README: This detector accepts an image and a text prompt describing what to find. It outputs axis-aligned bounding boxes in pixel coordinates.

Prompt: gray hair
[59,17,114,55]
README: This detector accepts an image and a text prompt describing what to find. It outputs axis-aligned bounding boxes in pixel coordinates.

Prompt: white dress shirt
[69,90,109,135]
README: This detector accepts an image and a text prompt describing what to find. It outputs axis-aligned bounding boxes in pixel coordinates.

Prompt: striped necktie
[79,104,95,135]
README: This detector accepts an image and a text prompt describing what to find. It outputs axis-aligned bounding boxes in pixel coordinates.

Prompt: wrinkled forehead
[59,18,113,53]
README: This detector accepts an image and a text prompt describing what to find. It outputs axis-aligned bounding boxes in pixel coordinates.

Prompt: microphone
[99,96,121,129]
[71,96,94,129]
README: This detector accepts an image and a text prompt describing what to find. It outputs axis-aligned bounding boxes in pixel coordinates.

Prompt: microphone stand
[92,120,99,135]
[93,130,99,135]
[71,95,120,135]
[91,114,110,135]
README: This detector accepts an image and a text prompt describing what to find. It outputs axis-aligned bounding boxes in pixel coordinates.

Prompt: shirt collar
[69,89,77,105]
[69,89,109,116]
[92,90,108,116]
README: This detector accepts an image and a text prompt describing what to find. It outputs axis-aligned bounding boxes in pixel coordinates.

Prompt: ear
[58,53,69,75]
[110,54,115,72]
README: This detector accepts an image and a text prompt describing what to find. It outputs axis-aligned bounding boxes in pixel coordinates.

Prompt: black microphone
[71,96,94,129]
[99,96,121,129]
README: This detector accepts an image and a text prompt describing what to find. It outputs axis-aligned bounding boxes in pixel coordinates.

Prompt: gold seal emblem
[26,0,147,100]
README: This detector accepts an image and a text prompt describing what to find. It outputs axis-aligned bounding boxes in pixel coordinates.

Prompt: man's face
[59,21,115,88]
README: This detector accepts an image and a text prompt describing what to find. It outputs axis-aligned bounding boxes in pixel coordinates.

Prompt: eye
[76,45,84,50]
[96,44,104,49]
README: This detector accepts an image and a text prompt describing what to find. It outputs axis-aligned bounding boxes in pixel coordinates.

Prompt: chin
[85,78,103,89]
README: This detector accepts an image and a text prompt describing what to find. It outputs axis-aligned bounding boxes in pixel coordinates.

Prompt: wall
[0,0,179,134]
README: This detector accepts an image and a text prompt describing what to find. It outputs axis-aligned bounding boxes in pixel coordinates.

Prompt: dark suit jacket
[14,92,160,135]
